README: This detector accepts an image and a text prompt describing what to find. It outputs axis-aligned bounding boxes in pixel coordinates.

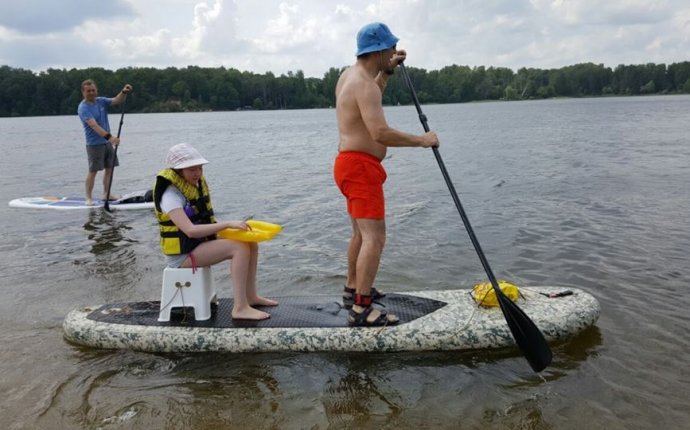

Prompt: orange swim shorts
[333,151,387,219]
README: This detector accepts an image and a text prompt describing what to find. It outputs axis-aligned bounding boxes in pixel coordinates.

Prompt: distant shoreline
[2,61,689,117]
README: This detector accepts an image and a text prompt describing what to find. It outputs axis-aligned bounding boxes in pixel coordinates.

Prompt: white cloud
[548,0,672,26]
[253,3,319,53]
[170,0,229,59]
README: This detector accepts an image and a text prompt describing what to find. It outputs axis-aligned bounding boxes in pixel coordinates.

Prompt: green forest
[1,61,689,117]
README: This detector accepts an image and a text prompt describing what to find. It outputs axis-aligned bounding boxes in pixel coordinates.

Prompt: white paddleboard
[63,286,600,353]
[9,193,153,211]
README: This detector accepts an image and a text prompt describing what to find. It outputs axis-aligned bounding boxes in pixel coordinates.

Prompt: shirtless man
[333,22,439,326]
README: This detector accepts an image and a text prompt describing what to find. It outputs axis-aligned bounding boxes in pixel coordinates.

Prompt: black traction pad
[87,293,448,329]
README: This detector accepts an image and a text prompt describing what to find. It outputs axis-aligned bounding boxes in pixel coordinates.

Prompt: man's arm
[85,118,119,145]
[373,49,406,91]
[373,70,392,92]
[358,81,439,148]
[85,118,109,138]
[111,84,133,106]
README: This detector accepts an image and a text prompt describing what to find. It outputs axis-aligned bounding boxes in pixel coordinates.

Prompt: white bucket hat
[165,143,209,169]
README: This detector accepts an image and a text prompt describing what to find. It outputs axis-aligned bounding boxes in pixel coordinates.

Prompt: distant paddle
[104,90,129,212]
[399,63,552,372]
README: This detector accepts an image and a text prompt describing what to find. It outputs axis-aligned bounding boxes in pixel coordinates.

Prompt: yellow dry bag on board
[472,280,520,307]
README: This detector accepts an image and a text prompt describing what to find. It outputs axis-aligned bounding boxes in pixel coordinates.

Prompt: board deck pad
[87,294,448,328]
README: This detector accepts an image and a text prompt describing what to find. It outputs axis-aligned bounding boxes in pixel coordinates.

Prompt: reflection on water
[325,372,403,426]
[73,209,153,302]
[33,327,605,429]
[83,210,132,256]
[552,326,603,364]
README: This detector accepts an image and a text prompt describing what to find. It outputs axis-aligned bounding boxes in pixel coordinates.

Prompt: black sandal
[348,305,399,327]
[342,286,386,309]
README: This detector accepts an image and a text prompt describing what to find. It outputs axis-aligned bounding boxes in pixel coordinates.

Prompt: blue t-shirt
[78,97,113,146]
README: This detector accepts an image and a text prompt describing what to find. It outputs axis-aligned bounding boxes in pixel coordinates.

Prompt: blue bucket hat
[355,22,399,57]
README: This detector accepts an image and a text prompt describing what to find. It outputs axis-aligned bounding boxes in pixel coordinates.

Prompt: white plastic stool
[158,267,217,322]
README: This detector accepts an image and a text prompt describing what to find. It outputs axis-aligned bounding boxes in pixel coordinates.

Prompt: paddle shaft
[398,64,500,286]
[399,63,552,372]
[104,93,128,212]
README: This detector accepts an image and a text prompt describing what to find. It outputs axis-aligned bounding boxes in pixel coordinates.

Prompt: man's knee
[361,231,385,251]
[350,228,362,244]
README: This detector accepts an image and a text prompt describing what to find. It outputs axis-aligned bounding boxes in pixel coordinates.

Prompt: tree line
[1,61,689,117]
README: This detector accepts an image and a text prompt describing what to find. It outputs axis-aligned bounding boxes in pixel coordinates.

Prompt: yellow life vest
[153,168,216,255]
[471,280,520,307]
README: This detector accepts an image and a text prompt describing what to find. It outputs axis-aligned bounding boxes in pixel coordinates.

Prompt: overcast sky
[1,0,688,77]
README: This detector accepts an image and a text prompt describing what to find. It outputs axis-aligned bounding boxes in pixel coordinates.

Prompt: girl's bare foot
[232,307,270,321]
[248,296,278,307]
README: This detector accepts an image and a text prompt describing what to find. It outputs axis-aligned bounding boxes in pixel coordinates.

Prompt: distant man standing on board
[334,22,439,326]
[78,80,133,205]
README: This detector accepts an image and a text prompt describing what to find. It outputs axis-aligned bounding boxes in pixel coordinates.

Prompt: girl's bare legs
[245,242,278,306]
[181,239,269,320]
[228,244,270,319]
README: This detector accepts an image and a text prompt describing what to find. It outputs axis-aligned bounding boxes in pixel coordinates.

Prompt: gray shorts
[86,143,119,172]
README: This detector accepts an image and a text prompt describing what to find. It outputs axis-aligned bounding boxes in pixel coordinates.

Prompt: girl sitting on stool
[153,143,277,320]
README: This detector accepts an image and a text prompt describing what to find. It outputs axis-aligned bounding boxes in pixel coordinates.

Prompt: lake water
[1,96,689,429]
